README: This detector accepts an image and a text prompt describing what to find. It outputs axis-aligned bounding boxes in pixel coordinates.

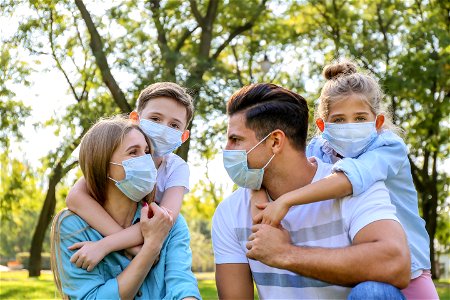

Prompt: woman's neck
[104,186,137,228]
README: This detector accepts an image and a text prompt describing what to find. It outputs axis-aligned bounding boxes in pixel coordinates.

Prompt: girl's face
[326,94,376,124]
[109,128,150,181]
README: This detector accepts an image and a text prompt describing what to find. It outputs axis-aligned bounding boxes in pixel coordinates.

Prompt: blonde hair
[51,116,156,298]
[136,82,194,127]
[317,58,400,134]
[78,115,153,205]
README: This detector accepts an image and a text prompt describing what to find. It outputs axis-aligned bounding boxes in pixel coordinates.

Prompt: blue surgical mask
[109,154,157,202]
[223,132,275,190]
[139,119,183,157]
[322,121,378,158]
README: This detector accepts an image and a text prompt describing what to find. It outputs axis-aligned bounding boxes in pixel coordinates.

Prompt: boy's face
[140,97,188,131]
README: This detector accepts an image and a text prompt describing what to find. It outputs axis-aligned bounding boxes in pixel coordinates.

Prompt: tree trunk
[28,164,62,277]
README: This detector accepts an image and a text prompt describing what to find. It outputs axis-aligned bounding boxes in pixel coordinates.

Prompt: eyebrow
[125,145,141,152]
[228,134,243,140]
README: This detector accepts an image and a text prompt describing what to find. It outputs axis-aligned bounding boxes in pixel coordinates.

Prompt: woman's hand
[140,203,174,251]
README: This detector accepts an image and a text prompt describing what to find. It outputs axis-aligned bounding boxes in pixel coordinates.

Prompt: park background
[0,0,449,298]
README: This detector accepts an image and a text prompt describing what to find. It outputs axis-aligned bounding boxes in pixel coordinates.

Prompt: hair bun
[323,59,357,80]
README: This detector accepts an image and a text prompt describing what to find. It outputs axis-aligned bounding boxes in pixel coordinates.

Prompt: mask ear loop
[108,161,123,183]
[246,132,273,154]
[262,153,275,170]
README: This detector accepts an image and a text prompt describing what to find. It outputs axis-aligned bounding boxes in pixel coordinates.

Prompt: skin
[253,94,385,226]
[66,96,190,270]
[215,111,410,299]
[70,128,175,299]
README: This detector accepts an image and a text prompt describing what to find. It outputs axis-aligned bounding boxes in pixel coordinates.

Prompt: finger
[87,264,94,272]
[247,233,254,241]
[70,252,79,264]
[68,242,86,250]
[141,205,149,222]
[246,241,252,251]
[255,202,268,209]
[81,259,90,270]
[75,256,84,268]
[251,224,261,233]
[253,212,263,224]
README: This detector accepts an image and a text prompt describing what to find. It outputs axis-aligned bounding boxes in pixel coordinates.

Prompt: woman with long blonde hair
[50,115,199,299]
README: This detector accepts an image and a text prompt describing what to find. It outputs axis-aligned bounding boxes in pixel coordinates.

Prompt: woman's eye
[355,117,367,122]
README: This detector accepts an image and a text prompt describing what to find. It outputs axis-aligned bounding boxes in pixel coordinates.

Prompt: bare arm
[254,172,352,225]
[159,186,185,219]
[246,220,410,288]
[117,203,173,299]
[216,264,254,299]
[66,178,144,255]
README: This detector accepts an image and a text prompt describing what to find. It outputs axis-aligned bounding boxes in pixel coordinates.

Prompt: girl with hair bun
[253,59,438,299]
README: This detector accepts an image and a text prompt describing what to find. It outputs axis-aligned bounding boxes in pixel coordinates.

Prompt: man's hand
[246,224,291,267]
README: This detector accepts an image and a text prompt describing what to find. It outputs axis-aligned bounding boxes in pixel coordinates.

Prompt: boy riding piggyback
[66,82,194,270]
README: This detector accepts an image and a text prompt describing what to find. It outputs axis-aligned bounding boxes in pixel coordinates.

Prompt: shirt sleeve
[332,131,408,196]
[162,215,201,300]
[340,181,400,241]
[212,198,248,264]
[56,212,120,299]
[165,154,190,193]
[306,136,334,163]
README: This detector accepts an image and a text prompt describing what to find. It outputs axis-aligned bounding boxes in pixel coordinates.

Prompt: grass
[0,270,218,299]
[1,270,449,299]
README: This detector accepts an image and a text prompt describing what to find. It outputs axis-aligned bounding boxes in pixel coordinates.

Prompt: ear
[181,130,190,142]
[269,130,285,154]
[375,114,385,130]
[316,118,325,132]
[129,111,140,125]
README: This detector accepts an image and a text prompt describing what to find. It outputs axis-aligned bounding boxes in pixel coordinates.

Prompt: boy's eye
[170,123,180,129]
[150,117,160,122]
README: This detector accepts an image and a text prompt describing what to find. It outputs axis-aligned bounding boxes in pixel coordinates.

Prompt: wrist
[275,243,300,270]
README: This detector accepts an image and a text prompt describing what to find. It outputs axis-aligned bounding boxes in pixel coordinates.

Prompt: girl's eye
[355,116,367,122]
[332,118,344,123]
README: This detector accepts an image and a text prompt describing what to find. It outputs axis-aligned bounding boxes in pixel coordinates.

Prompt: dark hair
[227,83,309,150]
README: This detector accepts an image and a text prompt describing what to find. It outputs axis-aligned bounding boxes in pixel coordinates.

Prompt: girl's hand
[69,241,107,271]
[253,200,289,227]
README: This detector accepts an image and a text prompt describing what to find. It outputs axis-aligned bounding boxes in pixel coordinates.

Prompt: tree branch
[75,0,131,112]
[189,0,204,27]
[211,0,267,60]
[175,25,199,52]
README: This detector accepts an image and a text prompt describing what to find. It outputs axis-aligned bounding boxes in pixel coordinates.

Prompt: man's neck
[263,151,318,200]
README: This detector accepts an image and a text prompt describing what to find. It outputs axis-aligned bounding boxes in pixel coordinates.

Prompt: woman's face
[109,128,150,181]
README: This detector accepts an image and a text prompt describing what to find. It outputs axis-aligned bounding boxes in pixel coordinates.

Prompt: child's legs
[401,270,438,300]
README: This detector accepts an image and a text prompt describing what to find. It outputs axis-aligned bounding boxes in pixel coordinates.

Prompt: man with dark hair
[212,83,410,299]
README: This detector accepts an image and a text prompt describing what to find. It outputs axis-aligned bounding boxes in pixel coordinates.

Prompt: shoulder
[56,209,89,234]
[164,153,189,170]
[371,130,407,150]
[214,188,250,223]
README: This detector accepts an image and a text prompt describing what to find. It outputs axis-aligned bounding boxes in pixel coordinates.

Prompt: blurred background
[0,0,448,294]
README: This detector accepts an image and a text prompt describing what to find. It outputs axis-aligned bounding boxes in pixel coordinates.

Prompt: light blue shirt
[306,130,431,277]
[54,207,201,299]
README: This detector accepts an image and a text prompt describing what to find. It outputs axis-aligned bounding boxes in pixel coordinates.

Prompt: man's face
[226,112,272,169]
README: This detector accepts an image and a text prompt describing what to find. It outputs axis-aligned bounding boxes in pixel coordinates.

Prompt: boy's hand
[69,241,107,271]
[253,200,289,226]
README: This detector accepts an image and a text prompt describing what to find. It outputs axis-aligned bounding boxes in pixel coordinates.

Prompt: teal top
[54,207,201,299]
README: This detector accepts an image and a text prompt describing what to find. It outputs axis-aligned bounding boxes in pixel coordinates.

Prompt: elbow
[384,242,411,289]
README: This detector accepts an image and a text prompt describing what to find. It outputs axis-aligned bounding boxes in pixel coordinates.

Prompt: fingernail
[143,202,148,207]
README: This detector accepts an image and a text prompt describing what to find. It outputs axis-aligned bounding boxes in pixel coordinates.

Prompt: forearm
[99,224,144,253]
[117,242,161,299]
[159,186,185,219]
[273,233,409,288]
[67,178,123,236]
[283,172,352,206]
